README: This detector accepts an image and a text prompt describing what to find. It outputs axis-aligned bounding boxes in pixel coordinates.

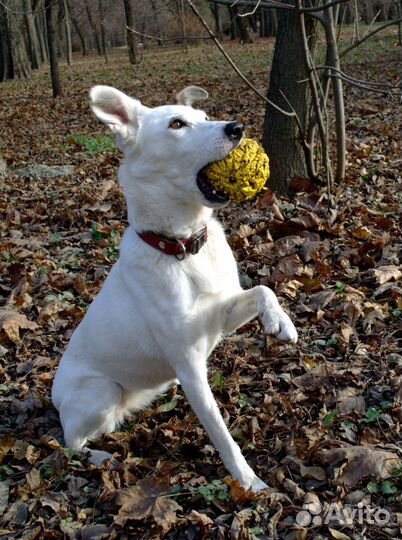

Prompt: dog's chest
[183,233,239,297]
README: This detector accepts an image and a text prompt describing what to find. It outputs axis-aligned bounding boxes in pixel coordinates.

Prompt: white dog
[52,85,297,492]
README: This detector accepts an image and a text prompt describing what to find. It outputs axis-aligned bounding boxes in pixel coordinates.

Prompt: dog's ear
[175,86,208,107]
[89,85,145,141]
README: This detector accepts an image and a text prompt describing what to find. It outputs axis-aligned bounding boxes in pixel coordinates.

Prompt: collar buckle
[187,226,208,255]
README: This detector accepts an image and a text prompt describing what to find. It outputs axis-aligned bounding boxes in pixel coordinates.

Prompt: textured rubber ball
[202,138,270,203]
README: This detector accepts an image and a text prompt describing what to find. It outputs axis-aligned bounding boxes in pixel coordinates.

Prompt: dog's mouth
[196,167,229,205]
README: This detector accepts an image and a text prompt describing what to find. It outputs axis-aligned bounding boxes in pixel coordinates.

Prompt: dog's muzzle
[197,121,244,205]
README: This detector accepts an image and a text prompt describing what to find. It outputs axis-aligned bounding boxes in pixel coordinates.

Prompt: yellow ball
[203,138,270,203]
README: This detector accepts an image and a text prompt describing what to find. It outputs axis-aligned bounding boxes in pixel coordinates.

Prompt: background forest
[0,0,402,539]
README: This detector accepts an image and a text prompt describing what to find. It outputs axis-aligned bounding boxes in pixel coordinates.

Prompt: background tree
[0,0,32,80]
[62,0,73,65]
[123,0,138,64]
[45,0,62,97]
[23,0,41,69]
[262,0,318,194]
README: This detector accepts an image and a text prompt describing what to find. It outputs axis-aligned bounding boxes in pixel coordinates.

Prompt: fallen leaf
[317,445,400,487]
[115,476,182,531]
[299,464,326,481]
[373,265,402,285]
[336,388,365,415]
[0,307,38,344]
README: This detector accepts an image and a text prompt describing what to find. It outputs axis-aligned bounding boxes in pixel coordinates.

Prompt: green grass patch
[67,134,115,155]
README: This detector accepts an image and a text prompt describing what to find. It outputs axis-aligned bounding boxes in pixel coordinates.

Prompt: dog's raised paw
[262,310,298,344]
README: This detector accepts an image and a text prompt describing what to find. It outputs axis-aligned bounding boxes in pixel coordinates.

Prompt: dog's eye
[169,119,187,130]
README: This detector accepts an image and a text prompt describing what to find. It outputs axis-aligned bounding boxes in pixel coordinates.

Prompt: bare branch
[315,65,402,98]
[185,0,297,118]
[297,0,334,198]
[340,17,402,58]
[299,0,351,13]
[126,26,212,43]
[236,0,263,17]
[209,0,352,14]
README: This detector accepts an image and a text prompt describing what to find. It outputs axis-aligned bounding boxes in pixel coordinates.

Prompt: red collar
[137,225,208,260]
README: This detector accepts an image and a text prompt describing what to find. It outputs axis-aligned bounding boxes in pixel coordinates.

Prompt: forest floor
[0,25,402,540]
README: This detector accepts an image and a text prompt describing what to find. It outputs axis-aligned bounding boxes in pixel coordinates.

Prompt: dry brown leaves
[0,32,401,539]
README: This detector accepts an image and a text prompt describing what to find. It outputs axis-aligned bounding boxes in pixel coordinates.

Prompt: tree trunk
[178,0,188,53]
[72,16,87,56]
[150,0,165,46]
[227,7,238,40]
[260,8,277,37]
[98,0,108,63]
[36,10,48,63]
[322,4,345,182]
[85,1,102,55]
[232,5,253,44]
[63,0,72,65]
[24,0,41,69]
[123,0,138,64]
[262,1,317,194]
[0,6,11,81]
[45,0,62,97]
[0,0,31,80]
[210,3,223,37]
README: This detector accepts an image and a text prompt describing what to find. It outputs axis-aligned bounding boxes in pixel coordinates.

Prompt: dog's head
[89,85,243,208]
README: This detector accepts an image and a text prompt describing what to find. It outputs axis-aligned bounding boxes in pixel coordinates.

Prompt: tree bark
[123,0,138,64]
[227,6,238,40]
[210,2,223,37]
[85,0,102,55]
[36,10,48,63]
[262,0,317,194]
[98,0,108,62]
[178,0,188,53]
[24,0,41,69]
[150,0,164,46]
[322,3,345,182]
[260,8,277,37]
[63,0,72,65]
[72,16,87,56]
[45,0,62,97]
[0,5,11,81]
[232,5,253,43]
[0,0,31,80]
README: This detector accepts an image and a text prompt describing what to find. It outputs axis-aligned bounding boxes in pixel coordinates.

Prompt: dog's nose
[224,122,244,141]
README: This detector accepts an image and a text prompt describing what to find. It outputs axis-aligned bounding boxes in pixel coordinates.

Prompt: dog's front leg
[223,286,298,343]
[175,357,267,492]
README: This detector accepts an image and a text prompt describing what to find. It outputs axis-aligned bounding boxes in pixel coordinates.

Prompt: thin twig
[315,65,402,97]
[236,0,262,17]
[126,26,212,42]
[340,16,402,57]
[361,9,381,41]
[316,65,401,89]
[210,0,351,14]
[185,0,296,118]
[297,0,334,201]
